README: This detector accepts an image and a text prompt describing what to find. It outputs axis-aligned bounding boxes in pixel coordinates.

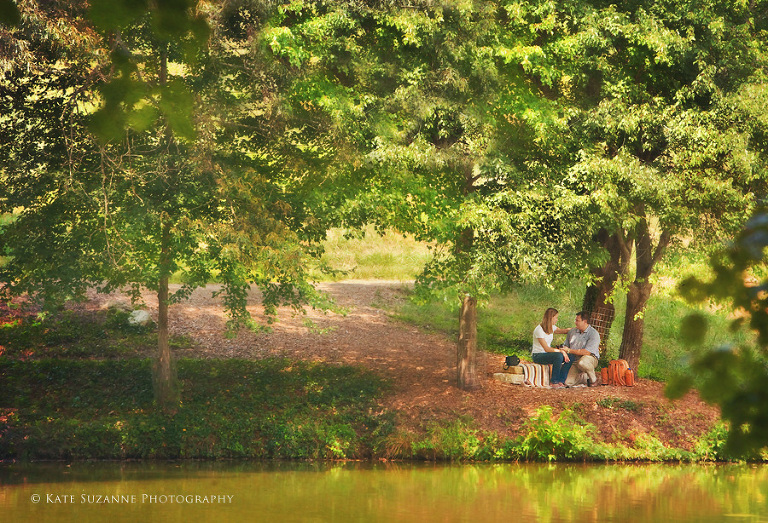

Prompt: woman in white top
[532,308,572,388]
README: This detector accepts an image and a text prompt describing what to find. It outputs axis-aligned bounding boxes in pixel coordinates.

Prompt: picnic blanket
[520,363,551,388]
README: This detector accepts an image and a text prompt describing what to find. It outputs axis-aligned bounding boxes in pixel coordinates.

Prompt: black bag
[504,355,520,369]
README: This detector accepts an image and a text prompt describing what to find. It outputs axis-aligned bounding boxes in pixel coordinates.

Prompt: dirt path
[88,281,721,448]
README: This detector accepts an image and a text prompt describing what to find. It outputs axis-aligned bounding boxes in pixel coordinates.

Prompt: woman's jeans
[532,351,571,385]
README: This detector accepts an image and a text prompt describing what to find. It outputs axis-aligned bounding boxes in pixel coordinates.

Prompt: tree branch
[652,229,671,267]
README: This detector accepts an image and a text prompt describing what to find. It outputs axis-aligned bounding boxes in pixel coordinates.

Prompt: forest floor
[85,280,721,451]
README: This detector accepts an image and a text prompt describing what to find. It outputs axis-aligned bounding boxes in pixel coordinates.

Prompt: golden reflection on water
[1,462,768,522]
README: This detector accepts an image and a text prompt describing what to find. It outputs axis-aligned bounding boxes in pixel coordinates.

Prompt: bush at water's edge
[380,408,758,463]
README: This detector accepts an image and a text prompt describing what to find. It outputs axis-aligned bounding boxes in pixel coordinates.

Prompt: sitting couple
[532,308,600,388]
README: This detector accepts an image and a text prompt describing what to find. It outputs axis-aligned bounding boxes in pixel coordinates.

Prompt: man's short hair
[576,310,590,323]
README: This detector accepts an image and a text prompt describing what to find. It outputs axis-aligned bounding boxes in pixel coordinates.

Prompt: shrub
[411,418,483,461]
[690,422,768,462]
[515,406,598,462]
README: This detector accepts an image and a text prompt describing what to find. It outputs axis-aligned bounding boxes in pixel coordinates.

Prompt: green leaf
[0,0,21,27]
[88,0,149,31]
[127,104,160,132]
[158,80,196,141]
[151,0,196,39]
[680,313,708,345]
[88,106,127,142]
[664,374,694,400]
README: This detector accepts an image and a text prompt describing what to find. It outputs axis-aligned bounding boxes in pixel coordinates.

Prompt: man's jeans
[532,351,572,385]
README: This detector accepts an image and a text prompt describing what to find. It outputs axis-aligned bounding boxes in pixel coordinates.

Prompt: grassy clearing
[393,283,724,381]
[291,232,753,383]
[395,282,582,354]
[310,226,433,281]
[0,306,184,360]
[161,226,432,284]
[5,224,744,383]
[0,308,394,460]
[0,306,392,460]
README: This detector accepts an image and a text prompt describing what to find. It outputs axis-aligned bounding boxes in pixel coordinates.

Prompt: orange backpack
[624,368,635,387]
[608,359,630,386]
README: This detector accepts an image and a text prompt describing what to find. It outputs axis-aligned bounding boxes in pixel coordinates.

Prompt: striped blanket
[520,363,551,388]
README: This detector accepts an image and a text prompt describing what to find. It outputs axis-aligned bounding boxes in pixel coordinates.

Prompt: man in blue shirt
[562,310,601,387]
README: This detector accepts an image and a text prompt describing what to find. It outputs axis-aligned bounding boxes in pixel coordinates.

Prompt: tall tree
[257,0,601,389]
[0,0,329,408]
[550,0,767,370]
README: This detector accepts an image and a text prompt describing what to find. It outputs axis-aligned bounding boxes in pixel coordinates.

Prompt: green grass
[381,406,741,462]
[0,230,756,461]
[2,356,740,461]
[3,229,752,384]
[310,231,749,383]
[5,217,746,384]
[310,226,433,281]
[0,304,393,460]
[394,281,583,356]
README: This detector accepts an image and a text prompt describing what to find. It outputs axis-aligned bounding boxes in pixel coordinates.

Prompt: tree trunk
[582,231,631,312]
[454,163,481,391]
[152,44,178,411]
[582,230,632,361]
[618,279,652,371]
[457,294,480,390]
[618,216,670,373]
[153,220,177,411]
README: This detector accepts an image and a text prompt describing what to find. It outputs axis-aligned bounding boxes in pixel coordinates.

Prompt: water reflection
[1,462,768,522]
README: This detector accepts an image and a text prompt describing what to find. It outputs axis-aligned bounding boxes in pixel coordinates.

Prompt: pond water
[2,461,767,522]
